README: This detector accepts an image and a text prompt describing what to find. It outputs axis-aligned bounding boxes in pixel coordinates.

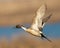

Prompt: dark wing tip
[42,13,53,23]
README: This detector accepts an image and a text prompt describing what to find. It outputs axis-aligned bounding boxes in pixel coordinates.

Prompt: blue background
[0,23,60,39]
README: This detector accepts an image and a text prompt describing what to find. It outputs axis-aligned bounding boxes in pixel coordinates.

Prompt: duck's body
[26,28,42,37]
[16,4,52,42]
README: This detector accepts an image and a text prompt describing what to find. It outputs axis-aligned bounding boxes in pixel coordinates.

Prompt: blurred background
[0,0,60,48]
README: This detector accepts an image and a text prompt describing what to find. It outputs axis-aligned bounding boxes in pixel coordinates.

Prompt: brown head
[16,24,24,28]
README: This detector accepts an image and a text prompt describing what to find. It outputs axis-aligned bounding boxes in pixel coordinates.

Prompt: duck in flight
[16,4,52,42]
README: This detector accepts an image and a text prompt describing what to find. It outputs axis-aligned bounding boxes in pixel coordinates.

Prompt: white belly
[27,29,41,36]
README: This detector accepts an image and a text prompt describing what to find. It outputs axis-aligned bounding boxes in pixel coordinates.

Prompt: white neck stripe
[21,26,27,31]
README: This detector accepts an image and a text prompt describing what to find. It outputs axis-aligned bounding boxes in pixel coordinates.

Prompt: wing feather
[42,13,52,28]
[31,4,47,30]
[42,13,52,23]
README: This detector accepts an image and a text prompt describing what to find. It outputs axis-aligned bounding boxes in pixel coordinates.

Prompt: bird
[16,4,52,42]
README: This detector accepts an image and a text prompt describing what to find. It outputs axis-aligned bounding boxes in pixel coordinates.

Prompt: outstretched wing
[42,13,52,28]
[31,4,47,31]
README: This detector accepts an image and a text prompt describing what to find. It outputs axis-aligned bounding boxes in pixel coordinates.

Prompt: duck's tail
[41,33,52,42]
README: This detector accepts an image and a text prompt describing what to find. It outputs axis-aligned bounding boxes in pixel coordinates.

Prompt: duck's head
[16,24,24,28]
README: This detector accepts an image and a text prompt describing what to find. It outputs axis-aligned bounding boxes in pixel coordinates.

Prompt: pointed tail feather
[41,34,52,42]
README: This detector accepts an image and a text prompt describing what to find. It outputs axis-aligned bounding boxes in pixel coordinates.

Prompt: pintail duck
[16,4,52,42]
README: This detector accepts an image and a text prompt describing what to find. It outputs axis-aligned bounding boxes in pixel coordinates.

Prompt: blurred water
[0,23,60,39]
[43,23,60,38]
